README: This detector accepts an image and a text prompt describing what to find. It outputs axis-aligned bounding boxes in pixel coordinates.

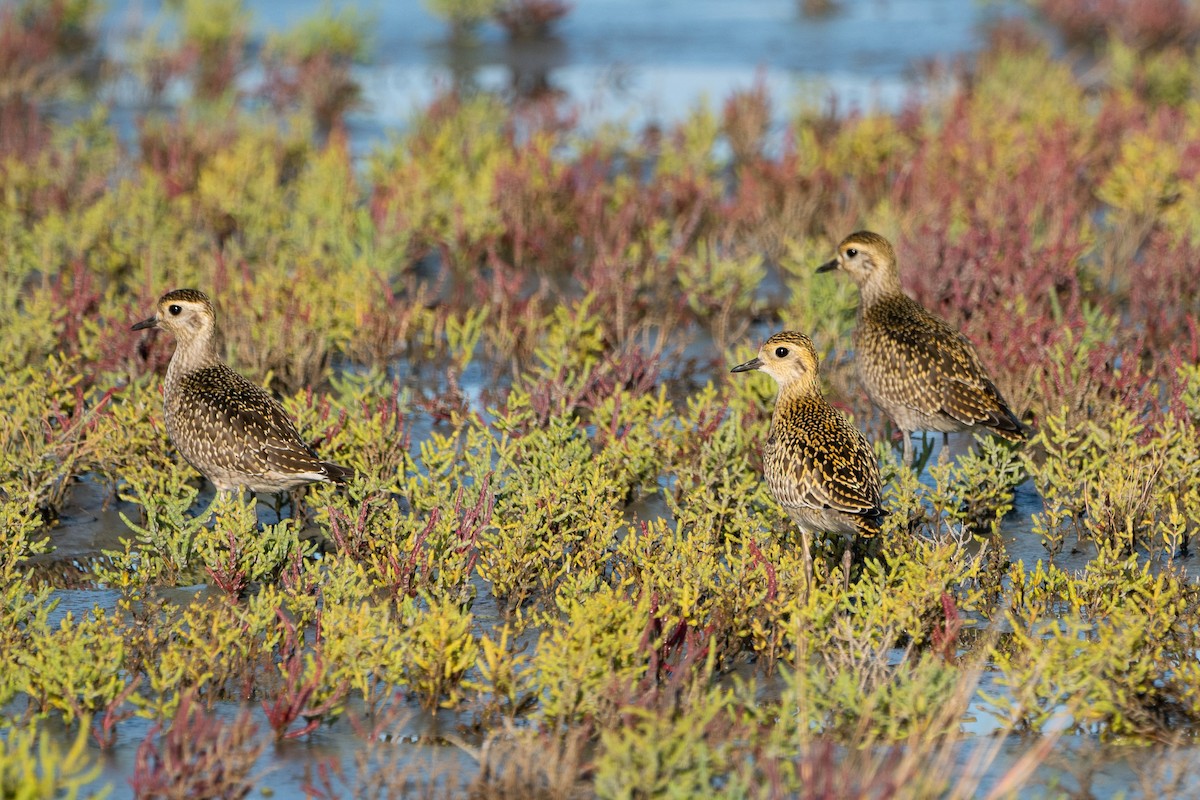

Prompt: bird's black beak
[131,316,159,331]
[730,357,763,373]
[816,258,839,273]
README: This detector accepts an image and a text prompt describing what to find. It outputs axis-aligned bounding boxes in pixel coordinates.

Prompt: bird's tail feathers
[322,461,356,484]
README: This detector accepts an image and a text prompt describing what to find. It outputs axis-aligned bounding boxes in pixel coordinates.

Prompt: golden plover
[732,331,885,582]
[818,231,1026,466]
[132,289,351,499]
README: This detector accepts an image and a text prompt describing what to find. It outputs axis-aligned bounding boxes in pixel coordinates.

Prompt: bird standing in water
[817,231,1026,466]
[132,289,351,509]
[732,331,885,585]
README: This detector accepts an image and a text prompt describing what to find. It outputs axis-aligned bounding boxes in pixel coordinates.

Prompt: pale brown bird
[132,289,351,500]
[818,231,1026,466]
[732,331,885,583]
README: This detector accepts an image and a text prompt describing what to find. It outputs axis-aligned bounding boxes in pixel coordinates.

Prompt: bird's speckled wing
[860,297,1024,439]
[171,365,327,480]
[765,397,884,522]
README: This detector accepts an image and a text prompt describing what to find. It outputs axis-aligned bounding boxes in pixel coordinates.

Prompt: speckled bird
[131,289,351,496]
[732,331,885,580]
[818,231,1026,466]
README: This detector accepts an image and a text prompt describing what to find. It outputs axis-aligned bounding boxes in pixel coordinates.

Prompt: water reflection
[92,0,1026,148]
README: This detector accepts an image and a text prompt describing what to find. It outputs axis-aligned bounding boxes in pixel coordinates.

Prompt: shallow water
[45,428,1129,798]
[35,384,1134,797]
[95,0,1028,153]
[35,379,1167,797]
[32,1,1186,796]
[85,701,484,798]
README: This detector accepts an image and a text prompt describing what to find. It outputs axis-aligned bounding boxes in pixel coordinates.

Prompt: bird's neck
[857,269,905,308]
[774,379,820,411]
[166,331,221,383]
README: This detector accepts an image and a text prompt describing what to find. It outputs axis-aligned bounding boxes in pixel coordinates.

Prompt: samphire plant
[5,3,1200,796]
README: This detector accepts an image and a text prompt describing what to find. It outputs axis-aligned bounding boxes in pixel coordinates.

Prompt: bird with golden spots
[818,231,1026,466]
[131,289,352,500]
[732,331,885,584]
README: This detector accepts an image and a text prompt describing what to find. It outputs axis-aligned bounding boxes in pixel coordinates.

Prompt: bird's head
[131,288,218,343]
[731,330,821,391]
[816,230,899,291]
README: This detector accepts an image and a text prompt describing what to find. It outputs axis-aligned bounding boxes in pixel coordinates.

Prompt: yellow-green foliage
[1098,130,1181,223]
[369,94,510,261]
[533,586,651,729]
[678,243,764,347]
[168,0,248,50]
[970,43,1086,132]
[423,0,499,30]
[777,237,860,354]
[591,383,675,495]
[313,560,408,708]
[925,437,1026,536]
[1108,38,1198,109]
[482,411,624,606]
[474,623,531,719]
[0,723,108,800]
[399,594,480,711]
[828,112,916,178]
[88,376,178,491]
[991,549,1200,739]
[114,476,203,584]
[0,505,55,708]
[265,3,371,63]
[137,590,285,719]
[655,101,722,182]
[1027,385,1200,558]
[616,519,759,632]
[19,609,129,723]
[193,493,314,590]
[1153,107,1200,244]
[0,356,98,515]
[781,648,967,745]
[593,687,732,800]
[11,10,1200,794]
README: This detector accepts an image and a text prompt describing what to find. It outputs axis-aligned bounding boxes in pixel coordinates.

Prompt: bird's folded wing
[182,367,324,474]
[770,426,882,518]
[883,311,1013,427]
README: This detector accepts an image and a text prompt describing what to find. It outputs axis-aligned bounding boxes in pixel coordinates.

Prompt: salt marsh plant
[400,594,481,711]
[18,609,130,723]
[0,355,110,519]
[157,0,250,101]
[6,4,1200,795]
[130,694,263,799]
[424,0,501,40]
[261,4,371,133]
[0,722,104,800]
[0,0,101,106]
[990,548,1200,740]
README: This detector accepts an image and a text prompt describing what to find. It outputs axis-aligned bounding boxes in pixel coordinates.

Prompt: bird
[732,331,885,585]
[131,289,352,507]
[817,231,1026,467]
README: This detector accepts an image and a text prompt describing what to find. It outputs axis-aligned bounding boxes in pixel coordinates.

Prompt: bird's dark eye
[846,248,858,258]
[168,304,182,316]
[774,346,789,358]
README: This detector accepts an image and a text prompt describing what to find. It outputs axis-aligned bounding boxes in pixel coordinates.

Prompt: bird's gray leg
[841,542,853,592]
[271,492,287,524]
[801,531,814,596]
[902,430,915,467]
